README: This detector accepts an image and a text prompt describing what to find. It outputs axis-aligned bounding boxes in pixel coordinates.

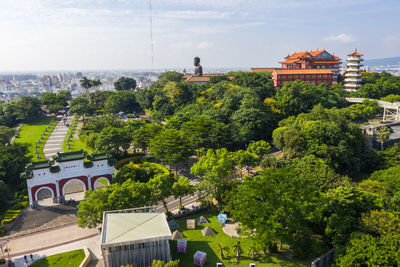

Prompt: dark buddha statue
[193,57,203,76]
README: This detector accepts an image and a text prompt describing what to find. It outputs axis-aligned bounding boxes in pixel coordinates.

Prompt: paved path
[43,116,73,159]
[9,124,22,144]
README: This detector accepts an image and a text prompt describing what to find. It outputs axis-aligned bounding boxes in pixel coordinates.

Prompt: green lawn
[63,118,94,154]
[170,211,312,267]
[13,116,54,161]
[30,249,85,267]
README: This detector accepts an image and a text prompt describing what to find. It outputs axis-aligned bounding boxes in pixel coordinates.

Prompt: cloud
[324,33,356,43]
[197,41,213,49]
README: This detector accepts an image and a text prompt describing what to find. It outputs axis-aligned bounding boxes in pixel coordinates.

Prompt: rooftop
[102,212,171,245]
[348,49,363,57]
[273,69,332,75]
[26,160,53,170]
[87,152,111,161]
[52,150,87,162]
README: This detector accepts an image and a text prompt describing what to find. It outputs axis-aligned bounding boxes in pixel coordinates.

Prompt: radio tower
[149,0,154,73]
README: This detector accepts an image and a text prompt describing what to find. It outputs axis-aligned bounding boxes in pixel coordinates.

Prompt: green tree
[149,128,191,170]
[191,148,235,205]
[377,126,391,151]
[69,96,94,119]
[12,96,42,122]
[361,210,400,236]
[95,126,132,155]
[77,179,152,228]
[231,150,259,177]
[132,123,162,153]
[0,180,7,204]
[172,176,194,207]
[228,168,323,252]
[0,126,13,144]
[114,77,137,91]
[114,162,169,184]
[148,173,175,213]
[232,241,244,260]
[246,140,271,158]
[104,91,141,114]
[80,77,102,100]
[217,244,230,259]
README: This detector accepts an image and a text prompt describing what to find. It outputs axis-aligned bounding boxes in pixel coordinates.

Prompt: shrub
[50,165,61,173]
[83,161,93,168]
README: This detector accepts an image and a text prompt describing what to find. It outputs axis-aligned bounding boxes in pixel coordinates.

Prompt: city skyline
[0,0,399,71]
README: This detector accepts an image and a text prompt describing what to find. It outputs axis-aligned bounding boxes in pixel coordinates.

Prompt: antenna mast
[149,0,154,73]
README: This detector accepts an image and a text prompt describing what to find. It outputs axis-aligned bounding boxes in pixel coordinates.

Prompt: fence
[311,249,335,267]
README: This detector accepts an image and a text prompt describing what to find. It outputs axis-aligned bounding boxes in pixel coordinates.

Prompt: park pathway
[43,116,73,159]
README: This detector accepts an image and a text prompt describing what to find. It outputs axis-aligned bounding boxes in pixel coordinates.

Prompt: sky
[0,0,399,71]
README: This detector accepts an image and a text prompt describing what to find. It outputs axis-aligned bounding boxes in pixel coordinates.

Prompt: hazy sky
[0,0,399,71]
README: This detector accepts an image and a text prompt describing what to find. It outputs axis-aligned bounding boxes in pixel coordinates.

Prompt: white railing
[346,97,400,109]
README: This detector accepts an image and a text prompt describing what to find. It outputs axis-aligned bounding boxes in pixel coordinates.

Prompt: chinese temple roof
[52,150,87,162]
[348,49,363,57]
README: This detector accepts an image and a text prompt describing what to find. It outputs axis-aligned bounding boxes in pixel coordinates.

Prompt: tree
[114,162,169,184]
[247,246,259,260]
[149,128,191,170]
[0,126,13,144]
[0,143,30,187]
[232,241,244,260]
[361,210,400,236]
[114,77,137,91]
[77,179,152,228]
[217,244,230,259]
[12,96,42,122]
[104,91,141,114]
[148,173,175,213]
[80,77,102,100]
[247,140,271,158]
[69,96,94,119]
[0,180,7,204]
[95,126,132,155]
[172,176,194,207]
[191,148,235,205]
[132,123,162,153]
[231,150,259,177]
[335,232,400,267]
[227,168,323,252]
[377,126,391,151]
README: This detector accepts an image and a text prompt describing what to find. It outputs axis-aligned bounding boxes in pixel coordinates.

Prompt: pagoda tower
[344,49,364,91]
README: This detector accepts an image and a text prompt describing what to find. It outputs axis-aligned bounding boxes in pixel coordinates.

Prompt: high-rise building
[344,49,364,91]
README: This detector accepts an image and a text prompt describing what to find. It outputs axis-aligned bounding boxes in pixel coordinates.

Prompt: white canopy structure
[101,207,172,267]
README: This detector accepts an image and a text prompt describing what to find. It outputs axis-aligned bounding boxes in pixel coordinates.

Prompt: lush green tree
[217,244,230,259]
[0,143,30,187]
[0,126,13,144]
[151,71,183,89]
[80,77,102,99]
[247,140,271,158]
[149,128,191,169]
[231,150,259,176]
[232,241,244,260]
[114,77,137,91]
[228,71,275,99]
[324,185,378,246]
[77,179,152,228]
[104,91,142,114]
[361,210,400,236]
[95,126,132,155]
[148,173,175,212]
[0,180,7,204]
[132,123,162,153]
[114,162,169,184]
[12,96,42,122]
[377,126,391,151]
[381,94,400,102]
[69,96,94,118]
[228,168,323,252]
[172,176,194,207]
[335,232,400,267]
[191,148,235,205]
[40,92,57,105]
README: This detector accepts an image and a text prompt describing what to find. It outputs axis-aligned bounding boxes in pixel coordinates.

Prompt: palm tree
[91,79,102,92]
[377,126,391,151]
[248,246,259,260]
[232,241,244,260]
[80,77,92,100]
[217,244,230,259]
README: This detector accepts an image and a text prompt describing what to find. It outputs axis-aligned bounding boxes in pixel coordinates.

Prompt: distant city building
[279,49,341,82]
[271,69,332,87]
[344,49,364,91]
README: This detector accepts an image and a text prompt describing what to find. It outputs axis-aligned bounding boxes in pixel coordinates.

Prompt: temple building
[344,49,364,91]
[271,69,333,87]
[279,49,341,82]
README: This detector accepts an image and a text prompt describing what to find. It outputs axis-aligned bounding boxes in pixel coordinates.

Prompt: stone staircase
[43,116,73,159]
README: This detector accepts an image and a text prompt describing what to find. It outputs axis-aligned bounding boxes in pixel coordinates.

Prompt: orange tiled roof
[348,49,363,57]
[308,60,342,64]
[273,69,332,75]
[185,76,211,82]
[285,51,310,59]
[251,68,278,72]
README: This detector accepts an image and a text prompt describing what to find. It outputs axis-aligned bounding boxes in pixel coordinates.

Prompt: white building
[101,208,172,267]
[21,150,115,207]
[344,49,364,91]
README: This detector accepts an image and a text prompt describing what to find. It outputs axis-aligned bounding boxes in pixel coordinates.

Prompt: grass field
[30,249,85,267]
[170,211,312,267]
[13,116,54,161]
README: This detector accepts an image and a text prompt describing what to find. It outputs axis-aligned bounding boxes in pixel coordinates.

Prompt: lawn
[63,118,94,154]
[30,249,85,267]
[170,211,312,267]
[13,116,54,161]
